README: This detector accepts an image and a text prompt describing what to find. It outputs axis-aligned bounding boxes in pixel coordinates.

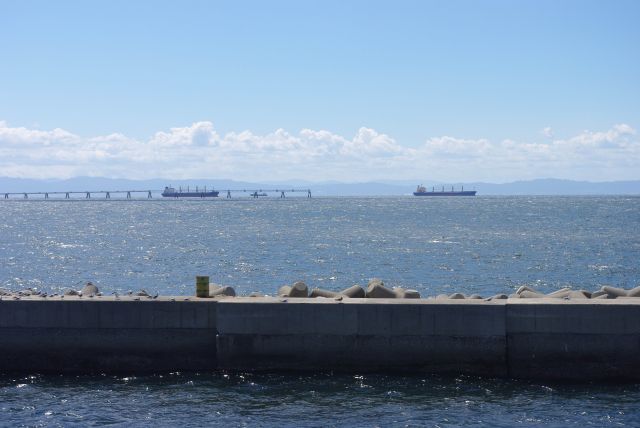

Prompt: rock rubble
[3,279,639,302]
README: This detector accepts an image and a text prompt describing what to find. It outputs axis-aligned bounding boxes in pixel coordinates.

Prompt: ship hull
[413,191,476,196]
[162,191,219,198]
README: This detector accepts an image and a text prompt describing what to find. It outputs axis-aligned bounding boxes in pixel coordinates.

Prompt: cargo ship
[162,186,219,198]
[413,184,476,196]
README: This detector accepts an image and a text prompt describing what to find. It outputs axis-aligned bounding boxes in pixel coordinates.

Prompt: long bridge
[2,188,312,200]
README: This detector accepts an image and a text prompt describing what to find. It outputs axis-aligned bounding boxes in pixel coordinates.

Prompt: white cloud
[541,127,554,138]
[0,121,638,182]
[150,122,218,148]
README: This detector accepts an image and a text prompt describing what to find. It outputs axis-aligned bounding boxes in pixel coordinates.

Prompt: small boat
[162,186,219,198]
[413,184,476,196]
[250,192,268,198]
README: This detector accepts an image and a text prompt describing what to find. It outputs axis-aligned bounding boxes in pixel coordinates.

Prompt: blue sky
[0,0,638,182]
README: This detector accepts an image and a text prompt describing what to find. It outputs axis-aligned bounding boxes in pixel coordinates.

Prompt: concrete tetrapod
[365,279,396,298]
[546,287,572,298]
[601,286,629,298]
[340,285,365,298]
[393,288,421,299]
[590,290,608,299]
[209,284,236,297]
[278,281,309,298]
[309,288,338,298]
[516,285,538,295]
[81,282,99,296]
[448,293,466,299]
[519,290,546,299]
[567,290,591,299]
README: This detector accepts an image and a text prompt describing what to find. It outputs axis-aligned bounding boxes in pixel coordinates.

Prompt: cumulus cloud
[0,121,638,182]
[541,127,554,138]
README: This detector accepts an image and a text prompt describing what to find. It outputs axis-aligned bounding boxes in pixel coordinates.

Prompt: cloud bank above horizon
[0,121,638,183]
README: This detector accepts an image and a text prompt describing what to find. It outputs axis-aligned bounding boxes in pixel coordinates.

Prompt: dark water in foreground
[1,372,639,427]
[1,196,639,426]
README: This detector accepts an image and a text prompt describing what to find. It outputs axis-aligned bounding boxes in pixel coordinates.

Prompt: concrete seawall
[506,299,640,380]
[216,299,506,377]
[0,298,217,373]
[1,296,639,380]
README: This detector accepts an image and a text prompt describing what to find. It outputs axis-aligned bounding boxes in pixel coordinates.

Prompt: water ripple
[1,196,639,424]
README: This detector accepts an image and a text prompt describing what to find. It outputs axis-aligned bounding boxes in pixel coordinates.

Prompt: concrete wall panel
[0,327,217,372]
[216,300,507,375]
[506,302,640,380]
[216,334,506,376]
[0,299,218,373]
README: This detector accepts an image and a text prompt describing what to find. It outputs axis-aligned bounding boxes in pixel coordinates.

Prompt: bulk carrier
[413,185,476,196]
[162,186,219,198]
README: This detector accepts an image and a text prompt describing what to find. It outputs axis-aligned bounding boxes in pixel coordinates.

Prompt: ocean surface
[1,196,639,426]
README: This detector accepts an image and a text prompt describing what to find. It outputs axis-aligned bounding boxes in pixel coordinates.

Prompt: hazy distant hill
[0,177,639,196]
[0,177,263,194]
[463,179,640,195]
[311,179,640,196]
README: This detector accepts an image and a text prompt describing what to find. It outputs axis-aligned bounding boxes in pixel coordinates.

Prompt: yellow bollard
[196,276,210,298]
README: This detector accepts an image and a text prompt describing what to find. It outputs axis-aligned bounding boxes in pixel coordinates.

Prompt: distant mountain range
[0,177,639,196]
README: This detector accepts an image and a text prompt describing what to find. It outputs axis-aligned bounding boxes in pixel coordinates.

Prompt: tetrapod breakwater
[1,279,640,381]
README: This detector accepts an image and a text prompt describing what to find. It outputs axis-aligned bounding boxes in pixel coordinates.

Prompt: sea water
[0,196,639,426]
